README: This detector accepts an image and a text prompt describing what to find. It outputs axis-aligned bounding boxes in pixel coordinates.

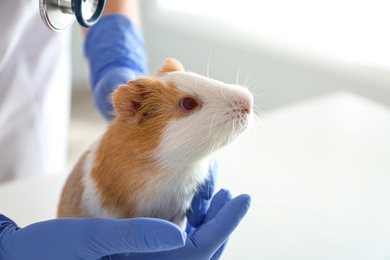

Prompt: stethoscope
[39,0,106,31]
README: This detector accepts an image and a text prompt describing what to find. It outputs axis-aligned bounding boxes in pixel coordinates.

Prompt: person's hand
[0,215,186,260]
[0,190,250,260]
[107,189,251,260]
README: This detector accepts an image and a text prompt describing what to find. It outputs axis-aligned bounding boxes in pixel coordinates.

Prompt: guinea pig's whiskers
[250,92,262,104]
[209,127,222,154]
[253,104,263,116]
[243,66,261,89]
[236,51,252,85]
[220,86,228,103]
[206,49,214,79]
[246,79,266,91]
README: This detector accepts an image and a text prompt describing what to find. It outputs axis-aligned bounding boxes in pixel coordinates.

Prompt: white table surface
[1,91,390,259]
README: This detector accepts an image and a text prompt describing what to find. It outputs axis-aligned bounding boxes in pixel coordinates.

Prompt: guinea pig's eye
[180,97,198,111]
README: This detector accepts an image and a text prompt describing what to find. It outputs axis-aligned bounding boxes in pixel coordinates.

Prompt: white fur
[146,71,253,226]
[81,135,118,219]
[137,158,211,228]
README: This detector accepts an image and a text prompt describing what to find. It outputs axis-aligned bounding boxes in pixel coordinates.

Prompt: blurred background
[66,1,390,259]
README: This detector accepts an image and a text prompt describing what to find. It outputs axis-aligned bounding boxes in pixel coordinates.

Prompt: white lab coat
[0,0,71,182]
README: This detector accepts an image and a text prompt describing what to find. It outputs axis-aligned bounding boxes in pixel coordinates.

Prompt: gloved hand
[104,189,251,260]
[0,215,186,260]
[0,190,250,260]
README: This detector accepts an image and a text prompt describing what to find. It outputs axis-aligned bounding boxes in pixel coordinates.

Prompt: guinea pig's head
[112,59,253,166]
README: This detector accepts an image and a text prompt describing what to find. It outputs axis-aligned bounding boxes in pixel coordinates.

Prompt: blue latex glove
[104,189,251,260]
[0,215,186,260]
[0,190,250,260]
[85,14,148,121]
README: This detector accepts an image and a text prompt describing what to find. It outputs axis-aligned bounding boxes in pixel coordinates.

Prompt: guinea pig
[57,58,253,228]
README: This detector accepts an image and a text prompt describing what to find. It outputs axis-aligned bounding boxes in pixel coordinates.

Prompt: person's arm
[84,0,147,120]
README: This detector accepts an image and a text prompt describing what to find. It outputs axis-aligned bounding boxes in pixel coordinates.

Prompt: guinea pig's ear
[156,58,184,75]
[112,83,142,124]
[112,78,155,124]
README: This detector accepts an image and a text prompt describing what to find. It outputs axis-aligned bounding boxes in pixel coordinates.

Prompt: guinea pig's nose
[240,93,253,114]
[242,104,251,114]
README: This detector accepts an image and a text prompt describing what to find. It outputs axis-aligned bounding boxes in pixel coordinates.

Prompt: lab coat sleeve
[84,14,148,121]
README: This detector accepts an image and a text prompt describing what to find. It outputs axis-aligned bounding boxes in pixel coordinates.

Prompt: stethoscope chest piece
[39,0,105,31]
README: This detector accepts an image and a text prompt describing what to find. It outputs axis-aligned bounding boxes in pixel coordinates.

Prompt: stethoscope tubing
[73,0,106,28]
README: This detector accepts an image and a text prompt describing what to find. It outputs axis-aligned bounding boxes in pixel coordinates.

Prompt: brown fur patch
[90,76,187,218]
